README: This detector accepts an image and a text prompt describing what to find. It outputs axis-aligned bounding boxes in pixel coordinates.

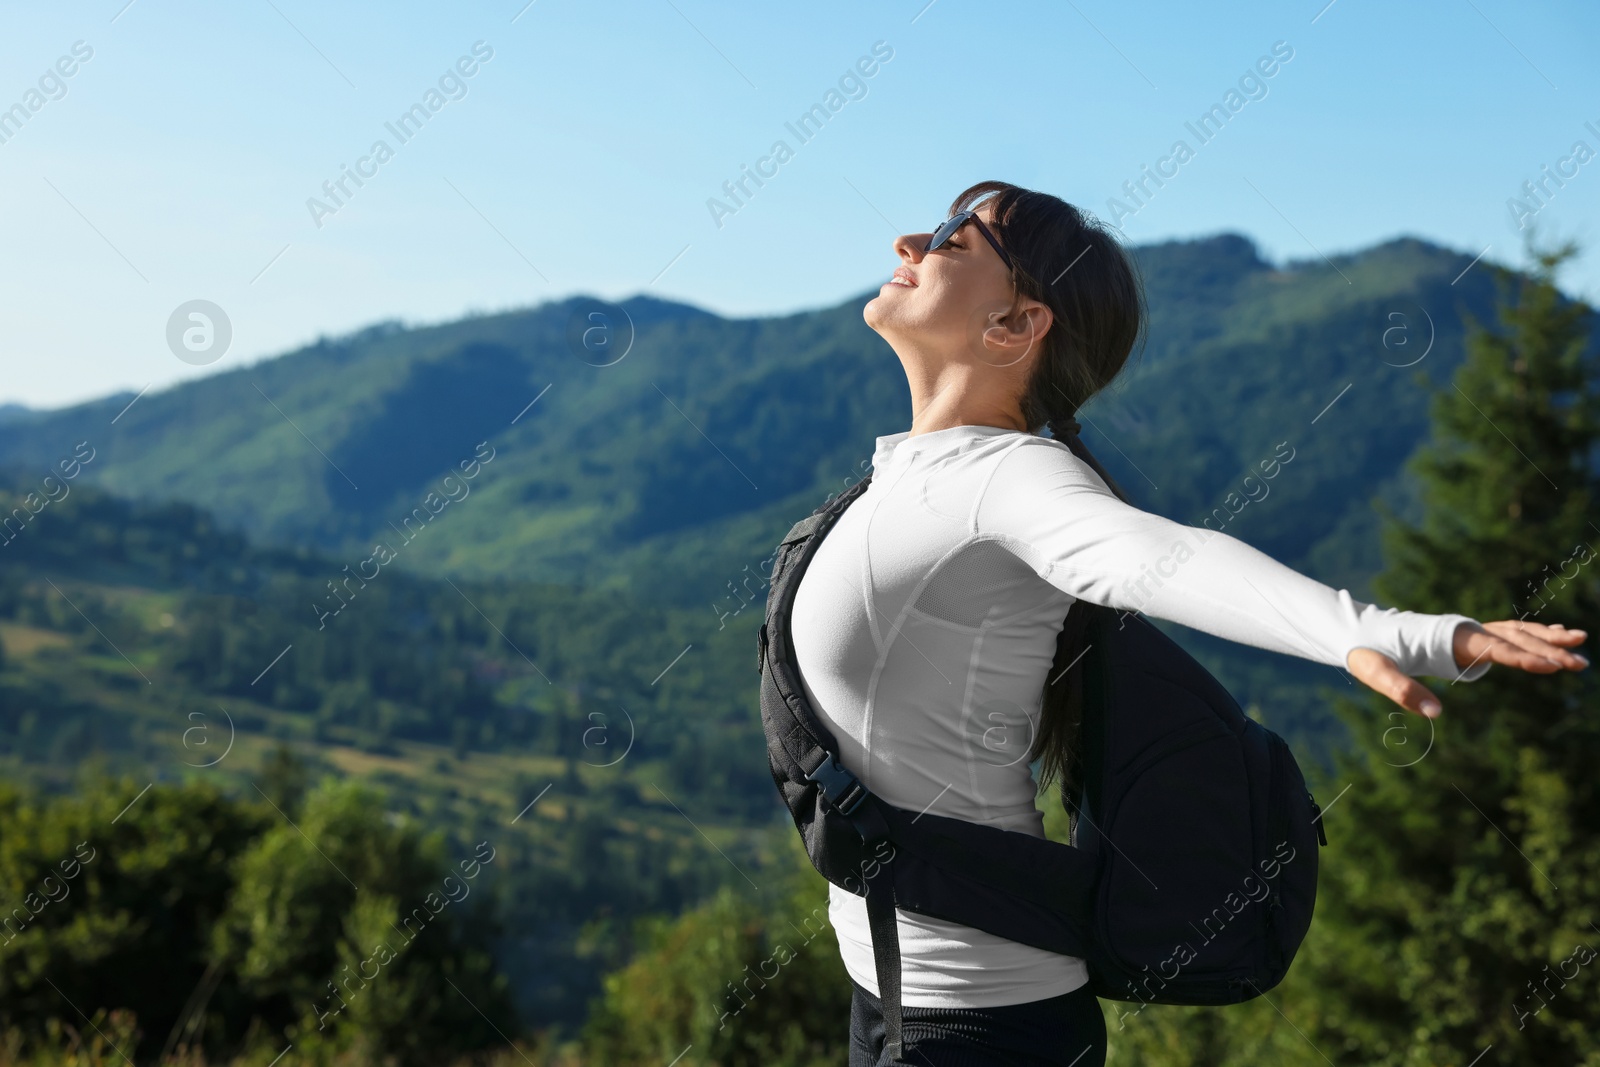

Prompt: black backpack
[758,475,1327,1062]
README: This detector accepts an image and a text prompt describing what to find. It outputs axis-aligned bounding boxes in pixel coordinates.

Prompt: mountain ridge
[0,231,1505,620]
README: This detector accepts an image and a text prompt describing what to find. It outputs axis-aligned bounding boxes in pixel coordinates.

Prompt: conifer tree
[1297,237,1600,1066]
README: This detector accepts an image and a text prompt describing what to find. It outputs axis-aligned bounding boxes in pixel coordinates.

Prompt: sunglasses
[925,210,1020,275]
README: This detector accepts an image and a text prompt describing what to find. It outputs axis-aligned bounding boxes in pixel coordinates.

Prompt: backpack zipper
[1308,790,1327,847]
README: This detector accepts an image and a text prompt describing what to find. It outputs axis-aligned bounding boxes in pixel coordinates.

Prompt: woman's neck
[903,365,1029,438]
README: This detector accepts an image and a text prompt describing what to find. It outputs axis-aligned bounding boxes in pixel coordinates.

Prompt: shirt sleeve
[974,438,1491,682]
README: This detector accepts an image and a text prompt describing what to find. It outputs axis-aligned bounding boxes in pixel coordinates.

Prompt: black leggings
[848,979,1107,1067]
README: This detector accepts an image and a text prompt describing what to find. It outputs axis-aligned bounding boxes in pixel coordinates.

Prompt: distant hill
[0,232,1518,748]
[0,234,1500,606]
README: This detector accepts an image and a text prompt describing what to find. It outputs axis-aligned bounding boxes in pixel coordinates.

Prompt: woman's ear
[1012,301,1054,374]
[977,315,1028,368]
[1022,299,1054,346]
[978,301,1051,370]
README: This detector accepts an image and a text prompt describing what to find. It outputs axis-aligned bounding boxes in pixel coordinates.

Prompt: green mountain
[0,231,1557,1045]
[0,234,1494,605]
[0,232,1512,750]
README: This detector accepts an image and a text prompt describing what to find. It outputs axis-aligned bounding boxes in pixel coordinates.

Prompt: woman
[786,180,1590,1067]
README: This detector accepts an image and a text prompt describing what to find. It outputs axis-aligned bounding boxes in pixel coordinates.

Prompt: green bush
[582,835,851,1067]
[0,774,516,1067]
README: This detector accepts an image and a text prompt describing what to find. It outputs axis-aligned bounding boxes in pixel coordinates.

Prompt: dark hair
[945,180,1148,804]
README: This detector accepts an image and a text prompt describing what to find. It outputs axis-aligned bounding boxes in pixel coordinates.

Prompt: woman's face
[864,202,1047,372]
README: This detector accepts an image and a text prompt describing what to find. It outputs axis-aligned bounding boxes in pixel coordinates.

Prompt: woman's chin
[863,290,902,329]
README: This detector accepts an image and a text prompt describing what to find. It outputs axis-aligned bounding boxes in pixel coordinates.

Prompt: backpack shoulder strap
[779,511,827,546]
[759,475,873,783]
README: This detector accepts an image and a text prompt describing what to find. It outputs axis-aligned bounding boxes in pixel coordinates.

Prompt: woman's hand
[1346,620,1589,719]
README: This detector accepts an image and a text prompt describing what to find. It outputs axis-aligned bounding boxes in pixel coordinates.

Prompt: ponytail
[1032,416,1131,812]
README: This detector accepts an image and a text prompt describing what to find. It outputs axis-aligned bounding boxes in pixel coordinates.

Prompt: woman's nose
[895,233,927,262]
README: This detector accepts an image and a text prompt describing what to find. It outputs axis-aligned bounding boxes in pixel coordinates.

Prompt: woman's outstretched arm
[973,437,1588,718]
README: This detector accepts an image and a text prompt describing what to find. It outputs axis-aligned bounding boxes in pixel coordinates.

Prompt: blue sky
[1,0,1596,408]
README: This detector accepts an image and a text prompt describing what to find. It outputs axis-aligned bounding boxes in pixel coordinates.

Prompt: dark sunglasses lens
[927,212,968,251]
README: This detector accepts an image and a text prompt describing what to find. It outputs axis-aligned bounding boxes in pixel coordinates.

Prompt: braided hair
[1046,413,1128,505]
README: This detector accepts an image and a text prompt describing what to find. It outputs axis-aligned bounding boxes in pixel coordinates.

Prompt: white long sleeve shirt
[789,424,1490,1008]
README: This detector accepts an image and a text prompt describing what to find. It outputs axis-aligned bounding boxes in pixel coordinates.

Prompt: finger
[1486,635,1570,673]
[1508,620,1589,645]
[1480,621,1590,671]
[1398,676,1443,718]
[1352,650,1442,717]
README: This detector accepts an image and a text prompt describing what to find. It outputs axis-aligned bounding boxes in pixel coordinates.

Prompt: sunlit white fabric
[790,423,1488,1008]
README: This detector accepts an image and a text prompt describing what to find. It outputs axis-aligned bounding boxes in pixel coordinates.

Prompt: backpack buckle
[807,756,869,816]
